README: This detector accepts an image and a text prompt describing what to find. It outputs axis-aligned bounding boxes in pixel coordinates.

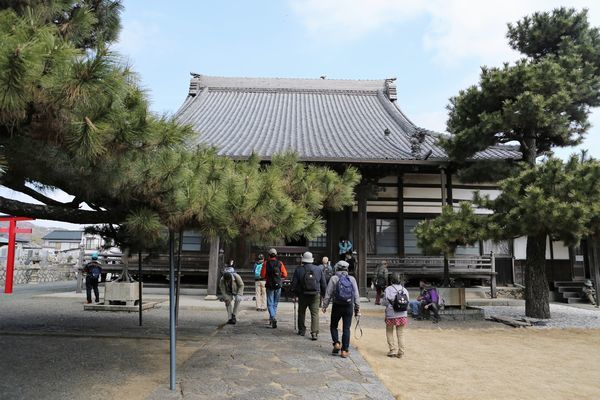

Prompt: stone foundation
[104,281,140,306]
[0,263,76,285]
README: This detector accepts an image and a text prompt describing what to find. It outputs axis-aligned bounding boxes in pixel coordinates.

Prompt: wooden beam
[357,183,368,297]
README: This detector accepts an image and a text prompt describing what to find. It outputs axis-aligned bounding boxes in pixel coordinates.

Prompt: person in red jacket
[260,248,288,328]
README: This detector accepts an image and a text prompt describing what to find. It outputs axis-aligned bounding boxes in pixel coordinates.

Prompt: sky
[5,0,600,229]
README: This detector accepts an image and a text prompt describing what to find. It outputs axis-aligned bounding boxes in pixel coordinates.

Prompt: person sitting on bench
[409,280,440,323]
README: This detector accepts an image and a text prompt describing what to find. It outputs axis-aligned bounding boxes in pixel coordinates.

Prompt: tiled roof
[175,74,521,164]
[42,230,83,241]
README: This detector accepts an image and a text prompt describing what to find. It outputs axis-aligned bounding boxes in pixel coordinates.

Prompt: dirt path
[355,326,600,400]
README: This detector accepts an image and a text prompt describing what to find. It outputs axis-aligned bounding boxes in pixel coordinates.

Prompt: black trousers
[85,276,99,303]
[330,303,353,351]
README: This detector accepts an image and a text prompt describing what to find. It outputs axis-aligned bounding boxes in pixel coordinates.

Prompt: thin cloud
[290,0,600,65]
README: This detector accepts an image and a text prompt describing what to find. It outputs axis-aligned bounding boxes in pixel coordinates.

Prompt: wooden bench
[367,255,498,298]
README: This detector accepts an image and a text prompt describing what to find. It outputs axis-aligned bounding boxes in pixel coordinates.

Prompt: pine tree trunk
[443,253,450,286]
[525,233,550,318]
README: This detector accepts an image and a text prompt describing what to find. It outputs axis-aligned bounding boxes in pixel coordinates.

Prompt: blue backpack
[334,274,354,305]
[254,262,263,279]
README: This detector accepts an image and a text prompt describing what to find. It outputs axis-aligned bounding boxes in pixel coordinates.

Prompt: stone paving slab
[1,283,394,400]
[146,308,395,400]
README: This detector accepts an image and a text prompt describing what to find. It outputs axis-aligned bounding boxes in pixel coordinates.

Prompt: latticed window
[368,218,398,255]
[308,233,327,248]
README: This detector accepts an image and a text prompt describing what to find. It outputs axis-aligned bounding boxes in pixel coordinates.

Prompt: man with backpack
[253,254,267,311]
[373,261,389,305]
[322,260,360,358]
[260,248,288,328]
[83,251,102,304]
[291,252,327,340]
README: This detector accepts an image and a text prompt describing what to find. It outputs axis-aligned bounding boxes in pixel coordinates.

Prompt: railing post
[76,245,84,293]
[490,251,497,299]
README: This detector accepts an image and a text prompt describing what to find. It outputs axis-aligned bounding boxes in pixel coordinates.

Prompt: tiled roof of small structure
[42,230,83,241]
[174,74,520,164]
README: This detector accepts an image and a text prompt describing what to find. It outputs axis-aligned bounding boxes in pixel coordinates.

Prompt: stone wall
[0,263,76,285]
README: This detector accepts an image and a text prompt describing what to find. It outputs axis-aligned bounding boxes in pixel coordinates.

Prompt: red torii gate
[0,216,34,294]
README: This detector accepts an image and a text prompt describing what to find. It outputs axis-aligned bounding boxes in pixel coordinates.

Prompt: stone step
[554,281,586,287]
[559,291,583,299]
[557,286,584,293]
[567,297,584,304]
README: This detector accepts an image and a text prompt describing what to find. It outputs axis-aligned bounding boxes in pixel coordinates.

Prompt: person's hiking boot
[297,329,305,336]
[310,332,318,341]
[395,353,403,358]
[387,351,397,357]
[340,350,349,358]
[272,319,277,329]
[227,318,235,324]
[332,342,341,355]
[231,315,237,324]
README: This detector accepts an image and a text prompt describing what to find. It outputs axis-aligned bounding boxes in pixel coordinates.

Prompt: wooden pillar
[205,236,220,300]
[345,205,353,245]
[446,171,453,206]
[490,251,497,298]
[397,174,405,257]
[440,168,447,206]
[357,184,368,297]
[589,237,600,308]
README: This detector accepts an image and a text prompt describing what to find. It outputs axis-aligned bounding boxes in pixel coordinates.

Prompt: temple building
[172,73,591,298]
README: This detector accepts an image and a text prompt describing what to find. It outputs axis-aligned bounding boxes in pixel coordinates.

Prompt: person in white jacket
[381,273,409,358]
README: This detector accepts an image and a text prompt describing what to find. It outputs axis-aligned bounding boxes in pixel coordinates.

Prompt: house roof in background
[42,230,83,241]
[175,74,521,164]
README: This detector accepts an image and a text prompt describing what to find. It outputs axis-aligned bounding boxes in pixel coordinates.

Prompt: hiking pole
[293,297,297,331]
[354,314,363,340]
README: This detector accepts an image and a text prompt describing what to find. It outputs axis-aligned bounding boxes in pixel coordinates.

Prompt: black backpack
[392,286,409,312]
[266,259,282,289]
[303,266,318,294]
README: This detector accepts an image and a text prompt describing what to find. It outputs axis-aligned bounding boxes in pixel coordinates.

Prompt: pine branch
[1,179,80,209]
[0,196,124,223]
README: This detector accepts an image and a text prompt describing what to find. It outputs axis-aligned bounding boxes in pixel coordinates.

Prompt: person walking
[253,254,267,311]
[291,251,327,340]
[319,256,334,285]
[322,260,360,358]
[373,261,389,305]
[219,270,244,324]
[83,251,102,304]
[382,273,410,358]
[260,248,287,328]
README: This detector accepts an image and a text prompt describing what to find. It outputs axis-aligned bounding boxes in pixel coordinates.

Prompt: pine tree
[414,202,484,285]
[0,3,360,251]
[441,8,600,318]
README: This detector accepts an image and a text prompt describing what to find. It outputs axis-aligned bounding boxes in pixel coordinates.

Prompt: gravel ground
[481,303,600,328]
